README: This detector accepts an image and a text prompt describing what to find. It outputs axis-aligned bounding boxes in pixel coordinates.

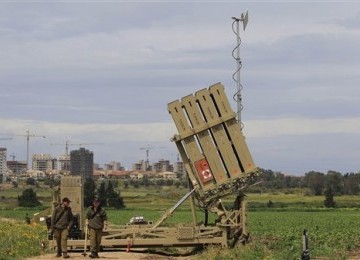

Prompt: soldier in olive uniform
[51,197,73,258]
[86,198,107,258]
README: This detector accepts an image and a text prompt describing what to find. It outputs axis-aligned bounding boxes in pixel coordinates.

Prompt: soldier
[86,197,107,258]
[51,197,73,258]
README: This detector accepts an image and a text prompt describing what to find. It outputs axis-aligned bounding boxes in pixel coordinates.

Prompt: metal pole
[232,11,248,130]
[26,130,30,170]
[235,19,242,127]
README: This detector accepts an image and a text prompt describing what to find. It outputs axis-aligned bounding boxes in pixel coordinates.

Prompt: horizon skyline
[1,144,179,169]
[1,143,358,175]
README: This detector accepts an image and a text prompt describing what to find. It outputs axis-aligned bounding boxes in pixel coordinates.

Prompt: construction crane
[0,137,13,141]
[0,130,45,169]
[10,153,16,161]
[51,141,103,156]
[139,145,154,165]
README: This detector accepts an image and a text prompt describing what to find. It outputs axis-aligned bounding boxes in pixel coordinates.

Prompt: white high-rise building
[32,153,57,173]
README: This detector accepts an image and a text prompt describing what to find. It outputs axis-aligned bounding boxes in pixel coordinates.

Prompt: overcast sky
[0,1,359,175]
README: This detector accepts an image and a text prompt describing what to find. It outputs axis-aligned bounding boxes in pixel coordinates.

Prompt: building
[0,148,7,182]
[32,153,57,173]
[104,161,124,171]
[173,161,185,176]
[132,160,151,171]
[58,154,70,173]
[70,148,93,178]
[7,161,27,175]
[160,171,177,180]
[152,159,173,172]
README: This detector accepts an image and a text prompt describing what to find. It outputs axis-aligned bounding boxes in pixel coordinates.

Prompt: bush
[18,188,41,207]
[26,177,36,186]
[12,181,18,188]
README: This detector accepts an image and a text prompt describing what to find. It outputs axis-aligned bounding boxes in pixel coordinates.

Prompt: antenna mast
[232,10,249,130]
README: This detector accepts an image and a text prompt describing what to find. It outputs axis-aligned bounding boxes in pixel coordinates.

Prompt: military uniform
[51,198,73,258]
[86,201,107,258]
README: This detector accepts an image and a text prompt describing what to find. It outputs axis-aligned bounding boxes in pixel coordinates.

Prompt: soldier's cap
[62,197,71,203]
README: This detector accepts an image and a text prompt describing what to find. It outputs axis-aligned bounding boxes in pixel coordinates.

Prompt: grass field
[1,183,360,259]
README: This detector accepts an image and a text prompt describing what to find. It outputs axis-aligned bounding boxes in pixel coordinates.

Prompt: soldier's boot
[55,251,62,257]
[89,252,97,258]
[62,252,69,258]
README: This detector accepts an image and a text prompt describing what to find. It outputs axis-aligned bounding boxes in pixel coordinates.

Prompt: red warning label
[194,158,214,184]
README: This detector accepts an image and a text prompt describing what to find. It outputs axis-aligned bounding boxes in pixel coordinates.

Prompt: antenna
[242,10,249,30]
[232,10,249,131]
[51,141,103,156]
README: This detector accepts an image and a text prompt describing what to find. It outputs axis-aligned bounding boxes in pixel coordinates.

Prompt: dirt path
[26,250,197,260]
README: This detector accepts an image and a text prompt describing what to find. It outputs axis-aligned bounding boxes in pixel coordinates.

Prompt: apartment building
[32,153,57,173]
[152,159,173,172]
[70,147,93,178]
[104,161,124,171]
[7,161,27,175]
[58,154,70,173]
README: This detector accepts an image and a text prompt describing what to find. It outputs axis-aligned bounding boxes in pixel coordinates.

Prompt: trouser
[53,228,69,253]
[89,228,103,253]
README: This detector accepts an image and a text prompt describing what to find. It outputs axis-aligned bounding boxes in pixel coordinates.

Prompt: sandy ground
[26,250,197,260]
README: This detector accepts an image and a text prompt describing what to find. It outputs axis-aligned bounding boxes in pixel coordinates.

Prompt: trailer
[46,82,258,252]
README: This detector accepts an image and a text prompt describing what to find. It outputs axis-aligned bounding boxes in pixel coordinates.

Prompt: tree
[97,181,107,207]
[18,188,41,207]
[304,171,325,195]
[325,171,344,195]
[130,180,139,188]
[324,188,336,208]
[156,179,165,187]
[108,195,125,209]
[12,181,18,188]
[165,179,174,186]
[106,181,125,209]
[141,175,151,187]
[343,173,360,195]
[97,181,125,209]
[174,180,181,188]
[84,178,96,207]
[26,177,36,186]
[44,176,60,188]
[105,181,116,197]
[181,179,189,188]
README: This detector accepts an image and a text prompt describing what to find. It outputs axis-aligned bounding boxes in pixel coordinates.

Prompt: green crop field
[1,183,360,259]
[196,209,360,260]
[249,210,360,259]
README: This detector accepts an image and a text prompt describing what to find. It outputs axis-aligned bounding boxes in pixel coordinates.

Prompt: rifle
[48,207,66,239]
